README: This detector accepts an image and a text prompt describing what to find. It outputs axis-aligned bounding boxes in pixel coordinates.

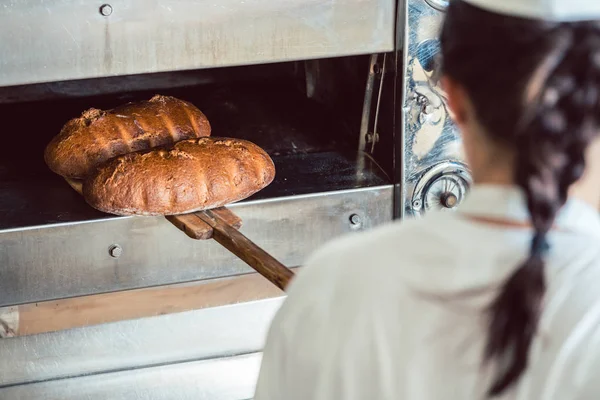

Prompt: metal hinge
[359,53,387,154]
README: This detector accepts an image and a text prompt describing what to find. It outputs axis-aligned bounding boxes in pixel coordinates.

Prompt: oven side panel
[399,0,471,218]
[0,0,395,87]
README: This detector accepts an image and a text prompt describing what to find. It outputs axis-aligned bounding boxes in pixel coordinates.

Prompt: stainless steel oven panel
[0,0,395,87]
[399,0,471,218]
[0,353,263,400]
[0,186,393,307]
[0,298,283,388]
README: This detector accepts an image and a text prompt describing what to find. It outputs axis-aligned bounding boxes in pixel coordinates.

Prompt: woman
[255,0,600,398]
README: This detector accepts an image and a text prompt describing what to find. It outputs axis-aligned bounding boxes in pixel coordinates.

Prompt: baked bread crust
[44,95,211,179]
[82,137,276,216]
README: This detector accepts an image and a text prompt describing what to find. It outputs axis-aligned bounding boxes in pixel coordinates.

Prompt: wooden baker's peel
[168,208,293,291]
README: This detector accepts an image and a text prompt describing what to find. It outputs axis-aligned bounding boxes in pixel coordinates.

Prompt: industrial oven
[0,0,469,398]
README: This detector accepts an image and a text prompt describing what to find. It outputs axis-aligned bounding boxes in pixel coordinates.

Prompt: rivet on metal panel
[412,199,422,210]
[99,4,113,16]
[349,214,363,229]
[108,244,122,258]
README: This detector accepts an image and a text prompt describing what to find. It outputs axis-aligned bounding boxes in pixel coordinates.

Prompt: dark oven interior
[0,55,395,231]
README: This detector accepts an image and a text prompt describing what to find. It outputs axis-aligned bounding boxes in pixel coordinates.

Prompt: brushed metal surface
[0,0,395,87]
[0,353,262,400]
[0,298,282,387]
[0,353,263,400]
[399,0,471,217]
[0,186,393,307]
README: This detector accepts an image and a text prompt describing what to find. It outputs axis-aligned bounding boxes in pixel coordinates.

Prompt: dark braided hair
[440,1,600,396]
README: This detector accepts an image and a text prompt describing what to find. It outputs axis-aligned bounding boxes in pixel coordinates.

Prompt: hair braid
[441,2,600,396]
[486,23,600,396]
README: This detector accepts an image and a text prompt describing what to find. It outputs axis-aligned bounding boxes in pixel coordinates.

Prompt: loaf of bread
[44,95,211,179]
[82,137,276,216]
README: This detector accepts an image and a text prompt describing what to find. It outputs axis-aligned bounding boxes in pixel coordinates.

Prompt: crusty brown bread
[82,137,276,216]
[44,95,211,179]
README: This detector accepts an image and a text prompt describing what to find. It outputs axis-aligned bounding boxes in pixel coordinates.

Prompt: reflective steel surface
[0,185,393,307]
[0,0,395,87]
[410,160,472,216]
[400,0,471,217]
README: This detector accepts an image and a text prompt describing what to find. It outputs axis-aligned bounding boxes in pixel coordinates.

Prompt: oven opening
[0,54,393,231]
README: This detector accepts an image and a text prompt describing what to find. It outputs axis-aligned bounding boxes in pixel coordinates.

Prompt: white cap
[463,0,600,21]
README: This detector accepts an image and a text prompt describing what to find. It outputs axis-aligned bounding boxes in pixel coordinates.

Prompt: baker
[254,0,600,398]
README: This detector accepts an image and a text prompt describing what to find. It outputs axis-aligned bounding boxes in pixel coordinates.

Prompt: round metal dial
[422,174,467,212]
[411,161,471,216]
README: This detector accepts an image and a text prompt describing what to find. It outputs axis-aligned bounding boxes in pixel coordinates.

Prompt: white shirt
[255,185,600,400]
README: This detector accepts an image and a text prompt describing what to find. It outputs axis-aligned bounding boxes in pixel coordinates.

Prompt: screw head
[349,214,363,229]
[108,244,122,258]
[100,4,113,16]
[412,199,422,209]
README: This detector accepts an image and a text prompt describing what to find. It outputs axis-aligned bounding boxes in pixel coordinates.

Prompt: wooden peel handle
[166,207,242,240]
[196,210,295,291]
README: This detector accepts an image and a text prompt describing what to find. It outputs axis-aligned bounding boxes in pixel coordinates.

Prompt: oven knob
[440,192,458,209]
[410,161,472,216]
